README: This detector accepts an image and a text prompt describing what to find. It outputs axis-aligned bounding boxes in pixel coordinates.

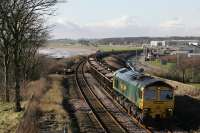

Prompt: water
[38,48,92,58]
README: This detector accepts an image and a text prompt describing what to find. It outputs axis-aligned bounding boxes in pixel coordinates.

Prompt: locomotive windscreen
[160,88,173,100]
[144,86,173,101]
[144,86,157,100]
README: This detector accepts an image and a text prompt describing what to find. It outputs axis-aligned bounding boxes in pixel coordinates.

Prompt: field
[45,42,142,52]
[96,45,142,52]
[148,59,175,70]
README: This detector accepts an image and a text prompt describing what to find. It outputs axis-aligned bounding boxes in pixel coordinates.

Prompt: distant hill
[48,36,200,45]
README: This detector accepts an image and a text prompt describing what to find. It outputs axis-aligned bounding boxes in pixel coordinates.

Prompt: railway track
[75,61,127,133]
[74,51,177,133]
[87,53,177,133]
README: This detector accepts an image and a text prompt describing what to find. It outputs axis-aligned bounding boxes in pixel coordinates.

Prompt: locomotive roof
[114,68,172,89]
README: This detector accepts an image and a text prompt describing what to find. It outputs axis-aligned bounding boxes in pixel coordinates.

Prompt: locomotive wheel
[132,106,137,117]
[116,96,120,102]
[128,105,132,115]
[119,97,123,105]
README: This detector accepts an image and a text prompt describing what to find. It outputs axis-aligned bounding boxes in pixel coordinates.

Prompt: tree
[176,55,189,83]
[0,0,57,111]
[0,5,13,102]
[176,55,200,83]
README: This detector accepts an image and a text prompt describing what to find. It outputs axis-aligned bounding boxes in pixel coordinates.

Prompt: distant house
[189,42,199,46]
[150,41,166,47]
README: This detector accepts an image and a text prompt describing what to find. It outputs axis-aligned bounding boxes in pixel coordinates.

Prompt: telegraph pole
[192,46,195,82]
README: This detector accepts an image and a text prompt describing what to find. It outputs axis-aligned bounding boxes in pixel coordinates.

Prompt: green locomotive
[113,68,174,121]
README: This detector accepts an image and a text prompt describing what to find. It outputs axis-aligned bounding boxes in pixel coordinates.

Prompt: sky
[49,0,200,39]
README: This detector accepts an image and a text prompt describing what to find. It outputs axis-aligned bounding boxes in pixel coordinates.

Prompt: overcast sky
[49,0,200,39]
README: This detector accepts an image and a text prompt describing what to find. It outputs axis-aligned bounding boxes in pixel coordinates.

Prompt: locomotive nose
[143,100,174,119]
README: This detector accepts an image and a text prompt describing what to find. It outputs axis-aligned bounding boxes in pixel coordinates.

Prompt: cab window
[144,87,156,100]
[160,89,173,100]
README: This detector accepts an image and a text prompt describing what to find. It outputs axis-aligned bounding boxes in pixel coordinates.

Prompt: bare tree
[0,0,57,111]
[0,5,13,102]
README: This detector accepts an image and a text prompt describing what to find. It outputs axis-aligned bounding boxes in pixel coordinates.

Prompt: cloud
[160,18,184,28]
[159,18,189,36]
[87,16,138,28]
[50,16,144,39]
[49,16,200,39]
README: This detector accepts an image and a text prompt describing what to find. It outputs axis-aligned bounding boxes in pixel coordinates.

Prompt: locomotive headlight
[143,108,150,117]
[167,108,173,116]
[168,108,173,112]
[143,108,150,112]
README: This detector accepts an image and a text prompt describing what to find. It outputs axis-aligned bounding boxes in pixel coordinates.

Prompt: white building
[150,41,166,47]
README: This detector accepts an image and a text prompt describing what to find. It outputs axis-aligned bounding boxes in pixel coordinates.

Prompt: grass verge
[0,102,24,133]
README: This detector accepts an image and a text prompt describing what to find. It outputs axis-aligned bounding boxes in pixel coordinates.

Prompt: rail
[75,61,127,133]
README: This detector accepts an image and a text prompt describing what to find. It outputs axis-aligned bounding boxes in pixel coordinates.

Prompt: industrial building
[150,41,166,47]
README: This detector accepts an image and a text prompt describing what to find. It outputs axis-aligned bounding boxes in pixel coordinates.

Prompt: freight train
[112,67,174,122]
[88,52,174,123]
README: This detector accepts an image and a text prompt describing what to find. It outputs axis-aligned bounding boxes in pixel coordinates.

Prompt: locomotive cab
[142,82,174,119]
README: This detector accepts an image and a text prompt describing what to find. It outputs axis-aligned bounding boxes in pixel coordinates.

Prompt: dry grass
[21,78,49,100]
[37,74,68,132]
[16,78,49,133]
[17,74,69,133]
[39,75,65,114]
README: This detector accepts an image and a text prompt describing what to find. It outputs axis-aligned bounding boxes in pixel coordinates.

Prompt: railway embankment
[15,56,85,133]
[16,75,70,133]
[126,55,200,132]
